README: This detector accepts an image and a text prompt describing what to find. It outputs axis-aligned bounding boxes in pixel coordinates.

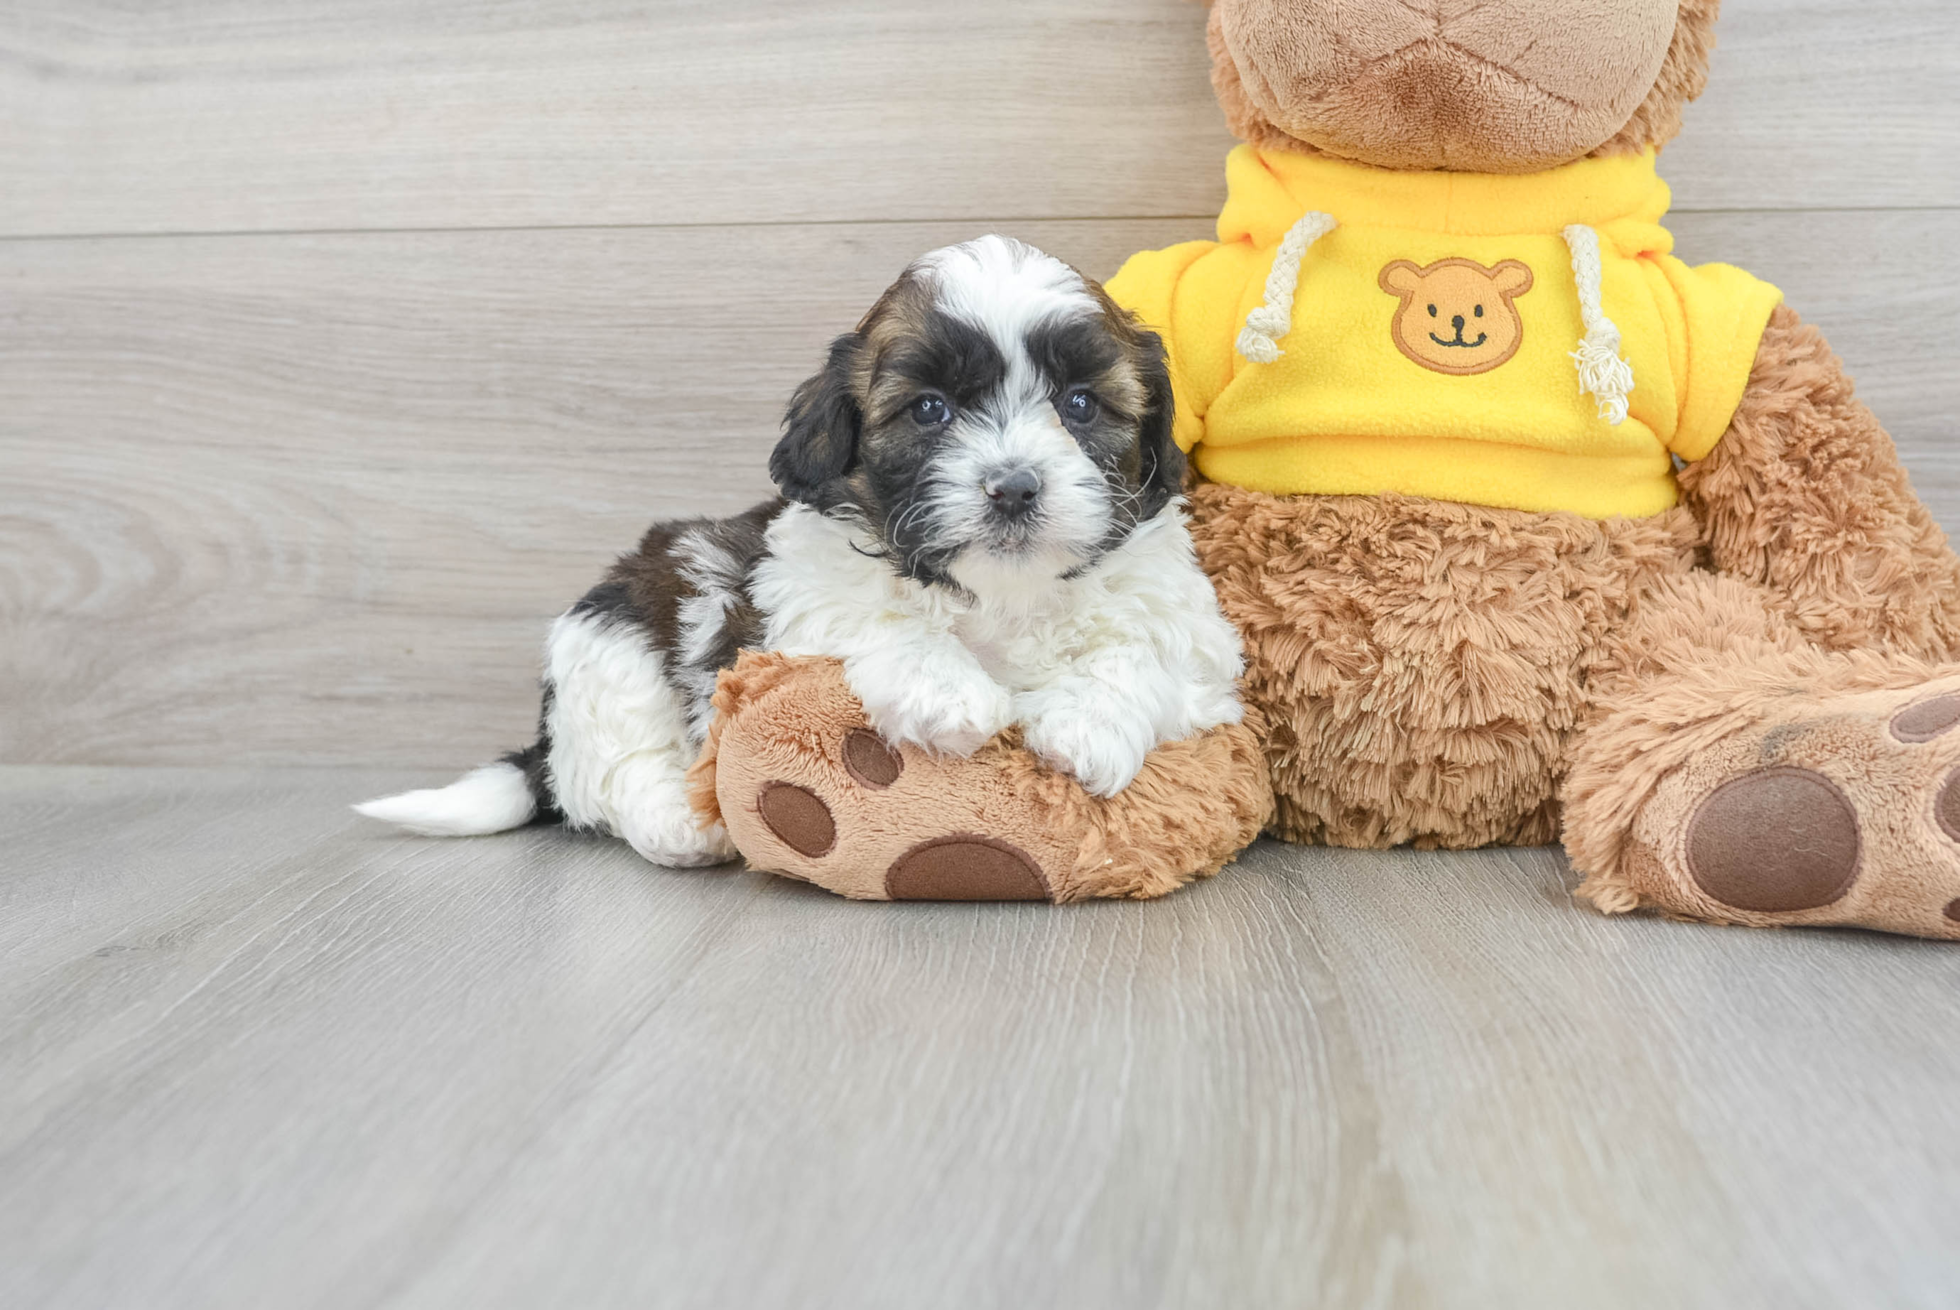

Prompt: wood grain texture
[5,211,1958,768]
[0,0,1235,238]
[1,0,1955,239]
[4,765,1959,1310]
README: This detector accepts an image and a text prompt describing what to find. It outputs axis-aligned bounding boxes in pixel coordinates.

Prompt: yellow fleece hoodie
[1106,147,1783,520]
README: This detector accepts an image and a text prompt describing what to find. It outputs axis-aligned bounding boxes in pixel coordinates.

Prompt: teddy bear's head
[1206,0,1720,173]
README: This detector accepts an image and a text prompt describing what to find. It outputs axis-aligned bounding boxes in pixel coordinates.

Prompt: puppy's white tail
[353,762,537,837]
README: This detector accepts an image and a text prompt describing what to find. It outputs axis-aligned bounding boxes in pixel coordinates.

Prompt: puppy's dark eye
[1427,304,1437,317]
[909,394,951,427]
[1474,304,1484,318]
[1059,388,1099,428]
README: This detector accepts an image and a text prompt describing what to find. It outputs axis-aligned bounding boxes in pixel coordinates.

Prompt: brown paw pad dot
[1890,694,1960,743]
[842,728,903,789]
[885,835,1049,902]
[757,782,836,858]
[1685,767,1861,913]
[1937,770,1960,845]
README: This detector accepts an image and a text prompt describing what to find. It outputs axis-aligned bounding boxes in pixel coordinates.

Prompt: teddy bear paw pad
[1685,768,1861,913]
[841,729,903,788]
[756,781,837,858]
[885,835,1050,901]
[1617,678,1960,939]
[1890,693,1960,743]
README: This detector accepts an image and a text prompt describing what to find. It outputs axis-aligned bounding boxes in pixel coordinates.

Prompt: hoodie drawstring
[1561,224,1635,426]
[1235,210,1338,363]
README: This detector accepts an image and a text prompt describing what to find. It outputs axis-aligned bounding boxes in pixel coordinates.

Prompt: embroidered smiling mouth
[1429,331,1489,348]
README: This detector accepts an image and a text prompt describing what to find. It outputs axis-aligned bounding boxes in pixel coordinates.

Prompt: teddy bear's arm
[1106,239,1247,454]
[1678,303,1960,661]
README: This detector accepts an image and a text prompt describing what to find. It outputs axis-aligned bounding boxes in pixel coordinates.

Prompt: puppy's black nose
[984,468,1041,515]
[1451,314,1466,333]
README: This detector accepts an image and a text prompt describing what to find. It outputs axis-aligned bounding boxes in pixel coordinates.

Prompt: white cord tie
[1562,223,1635,426]
[1235,211,1338,363]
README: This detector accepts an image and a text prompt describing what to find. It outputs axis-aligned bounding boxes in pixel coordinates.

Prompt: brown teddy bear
[697,0,1960,938]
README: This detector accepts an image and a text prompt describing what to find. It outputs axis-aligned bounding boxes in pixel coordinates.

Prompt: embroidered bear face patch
[1378,258,1534,376]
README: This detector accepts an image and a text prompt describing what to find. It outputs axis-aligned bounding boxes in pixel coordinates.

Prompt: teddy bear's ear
[1378,261,1423,296]
[770,333,863,507]
[1594,0,1723,158]
[1133,328,1186,519]
[1490,260,1535,296]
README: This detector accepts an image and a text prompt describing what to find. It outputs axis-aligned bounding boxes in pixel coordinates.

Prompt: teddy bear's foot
[1575,676,1960,939]
[751,731,1058,901]
[686,652,1271,902]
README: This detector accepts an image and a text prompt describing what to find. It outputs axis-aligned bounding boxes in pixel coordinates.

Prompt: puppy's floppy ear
[770,333,863,505]
[1133,328,1186,517]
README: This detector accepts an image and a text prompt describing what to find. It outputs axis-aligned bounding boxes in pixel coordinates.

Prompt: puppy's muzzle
[983,467,1042,521]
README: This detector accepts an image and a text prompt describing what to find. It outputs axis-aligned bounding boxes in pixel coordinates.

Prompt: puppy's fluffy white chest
[752,503,1244,794]
[753,504,1160,689]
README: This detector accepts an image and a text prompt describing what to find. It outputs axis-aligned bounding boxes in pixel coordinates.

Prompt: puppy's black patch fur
[770,334,863,509]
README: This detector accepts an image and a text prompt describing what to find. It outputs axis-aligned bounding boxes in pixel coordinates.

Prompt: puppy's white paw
[1022,704,1151,798]
[619,812,739,868]
[855,664,1013,757]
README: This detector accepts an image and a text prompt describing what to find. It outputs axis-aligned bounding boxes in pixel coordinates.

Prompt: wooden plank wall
[4,0,1957,768]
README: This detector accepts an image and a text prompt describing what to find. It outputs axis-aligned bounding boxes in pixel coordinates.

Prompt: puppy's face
[770,237,1182,594]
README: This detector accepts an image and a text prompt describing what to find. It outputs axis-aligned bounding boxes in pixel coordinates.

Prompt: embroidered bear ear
[1489,260,1534,297]
[1378,260,1423,296]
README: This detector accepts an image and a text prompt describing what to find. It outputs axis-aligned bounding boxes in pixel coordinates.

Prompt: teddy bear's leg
[1564,569,1960,940]
[686,653,1270,902]
[1681,304,1960,660]
[1185,480,1696,849]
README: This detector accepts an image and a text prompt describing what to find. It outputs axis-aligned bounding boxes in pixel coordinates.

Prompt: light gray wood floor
[7,766,1960,1310]
[6,2,1960,1305]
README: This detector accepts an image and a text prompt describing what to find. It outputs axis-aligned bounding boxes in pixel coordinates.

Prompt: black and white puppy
[358,236,1246,866]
